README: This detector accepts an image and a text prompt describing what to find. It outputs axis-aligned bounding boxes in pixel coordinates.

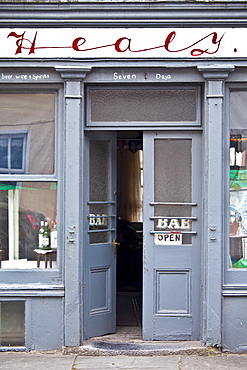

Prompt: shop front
[1,2,247,353]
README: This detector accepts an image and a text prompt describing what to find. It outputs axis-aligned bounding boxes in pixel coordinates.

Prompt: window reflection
[0,94,55,174]
[0,182,57,269]
[0,134,26,173]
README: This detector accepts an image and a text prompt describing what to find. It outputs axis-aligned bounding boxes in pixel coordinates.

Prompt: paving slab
[0,352,75,370]
[74,355,180,370]
[1,352,247,370]
[74,354,247,370]
[180,354,247,370]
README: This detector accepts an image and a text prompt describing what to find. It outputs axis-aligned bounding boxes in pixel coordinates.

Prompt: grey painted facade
[0,0,247,353]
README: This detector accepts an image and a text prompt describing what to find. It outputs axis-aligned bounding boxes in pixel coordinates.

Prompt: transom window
[87,86,200,127]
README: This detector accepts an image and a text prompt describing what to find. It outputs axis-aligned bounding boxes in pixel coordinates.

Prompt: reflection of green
[230,170,247,190]
[0,183,57,190]
[50,182,57,190]
[232,258,247,268]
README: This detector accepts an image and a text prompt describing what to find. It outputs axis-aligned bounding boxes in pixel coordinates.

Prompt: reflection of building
[0,94,55,175]
[1,1,247,354]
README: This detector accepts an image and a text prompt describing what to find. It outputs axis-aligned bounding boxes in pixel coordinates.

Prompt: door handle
[113,239,120,254]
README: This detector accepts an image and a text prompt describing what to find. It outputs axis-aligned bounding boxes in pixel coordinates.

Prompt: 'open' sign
[154,233,182,245]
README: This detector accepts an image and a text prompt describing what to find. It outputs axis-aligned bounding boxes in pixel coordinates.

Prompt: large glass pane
[90,89,197,123]
[0,182,57,269]
[89,140,111,244]
[229,91,247,268]
[0,301,25,347]
[0,94,55,174]
[154,139,192,245]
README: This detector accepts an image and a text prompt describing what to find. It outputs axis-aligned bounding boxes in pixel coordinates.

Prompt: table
[230,235,247,261]
[0,250,4,268]
[34,249,57,268]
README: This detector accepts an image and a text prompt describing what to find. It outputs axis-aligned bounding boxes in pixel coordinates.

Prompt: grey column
[198,65,234,347]
[55,66,91,347]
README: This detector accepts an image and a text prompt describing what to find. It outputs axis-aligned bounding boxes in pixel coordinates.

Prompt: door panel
[84,133,116,339]
[143,131,201,340]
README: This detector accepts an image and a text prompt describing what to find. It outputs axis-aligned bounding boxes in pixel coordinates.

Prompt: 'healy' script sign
[0,28,245,58]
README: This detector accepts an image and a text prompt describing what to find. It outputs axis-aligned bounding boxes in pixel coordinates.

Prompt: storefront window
[229,91,247,268]
[0,93,55,174]
[0,182,57,269]
[0,92,57,269]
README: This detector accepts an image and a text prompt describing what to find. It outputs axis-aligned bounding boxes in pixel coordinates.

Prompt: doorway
[116,131,143,329]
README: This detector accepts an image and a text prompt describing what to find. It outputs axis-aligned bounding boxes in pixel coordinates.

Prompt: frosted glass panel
[154,139,192,244]
[0,301,25,346]
[154,139,191,203]
[89,140,111,244]
[90,89,197,123]
[90,140,110,201]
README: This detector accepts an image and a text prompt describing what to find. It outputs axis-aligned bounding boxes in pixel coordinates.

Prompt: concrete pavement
[1,352,247,370]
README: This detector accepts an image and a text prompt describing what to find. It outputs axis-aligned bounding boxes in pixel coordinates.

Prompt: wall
[26,297,64,351]
[223,296,247,353]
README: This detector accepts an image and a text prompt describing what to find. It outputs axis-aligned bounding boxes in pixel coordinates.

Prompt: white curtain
[117,149,142,222]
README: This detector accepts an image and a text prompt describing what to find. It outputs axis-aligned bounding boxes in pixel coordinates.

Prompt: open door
[143,131,202,340]
[83,132,117,339]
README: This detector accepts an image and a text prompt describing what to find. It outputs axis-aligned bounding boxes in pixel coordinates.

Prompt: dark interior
[116,132,143,327]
